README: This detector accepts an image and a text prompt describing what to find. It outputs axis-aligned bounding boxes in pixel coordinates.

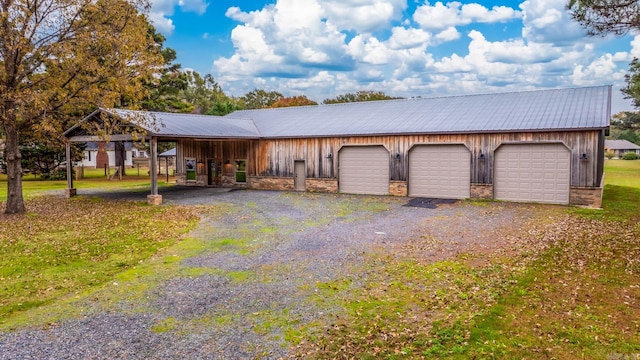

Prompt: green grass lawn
[0,196,198,327]
[0,169,194,327]
[0,167,174,202]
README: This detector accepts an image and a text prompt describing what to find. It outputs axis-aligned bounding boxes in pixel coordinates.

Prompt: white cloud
[572,54,627,85]
[177,0,208,14]
[215,1,351,84]
[320,0,407,33]
[387,27,432,50]
[519,0,585,44]
[435,26,461,42]
[631,35,640,59]
[413,1,520,30]
[150,0,208,35]
[210,0,633,104]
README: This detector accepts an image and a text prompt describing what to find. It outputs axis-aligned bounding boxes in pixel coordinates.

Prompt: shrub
[605,150,615,159]
[621,152,639,160]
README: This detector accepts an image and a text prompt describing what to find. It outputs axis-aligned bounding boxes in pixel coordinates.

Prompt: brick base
[470,184,493,200]
[248,176,294,191]
[306,178,338,193]
[570,187,603,208]
[65,188,77,198]
[390,181,407,196]
[147,195,163,206]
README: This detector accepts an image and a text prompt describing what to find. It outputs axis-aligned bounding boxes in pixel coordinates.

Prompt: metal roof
[65,86,612,141]
[605,139,640,150]
[159,148,176,157]
[106,109,260,139]
[228,85,611,137]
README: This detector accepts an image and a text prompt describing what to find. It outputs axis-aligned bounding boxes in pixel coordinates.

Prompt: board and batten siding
[175,139,252,174]
[249,130,604,188]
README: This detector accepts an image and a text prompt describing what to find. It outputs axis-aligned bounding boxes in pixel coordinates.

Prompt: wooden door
[294,160,306,191]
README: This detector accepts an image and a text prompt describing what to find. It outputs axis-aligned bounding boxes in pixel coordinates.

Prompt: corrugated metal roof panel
[229,85,611,137]
[106,109,260,138]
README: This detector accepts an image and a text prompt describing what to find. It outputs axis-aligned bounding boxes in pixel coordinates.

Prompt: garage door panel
[409,145,470,199]
[339,146,389,195]
[495,144,570,205]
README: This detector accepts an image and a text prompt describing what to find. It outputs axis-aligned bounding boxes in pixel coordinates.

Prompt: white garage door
[339,146,389,195]
[409,145,471,199]
[494,143,570,205]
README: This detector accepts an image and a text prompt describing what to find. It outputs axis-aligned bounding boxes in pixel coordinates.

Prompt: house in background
[65,85,612,208]
[604,139,640,158]
[77,142,148,169]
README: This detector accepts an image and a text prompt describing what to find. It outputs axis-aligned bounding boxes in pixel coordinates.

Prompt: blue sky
[150,0,638,113]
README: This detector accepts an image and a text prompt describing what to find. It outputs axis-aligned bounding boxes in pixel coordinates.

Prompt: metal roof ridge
[230,85,613,112]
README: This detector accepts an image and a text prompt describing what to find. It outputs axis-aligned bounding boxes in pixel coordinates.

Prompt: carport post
[147,137,162,205]
[65,142,76,198]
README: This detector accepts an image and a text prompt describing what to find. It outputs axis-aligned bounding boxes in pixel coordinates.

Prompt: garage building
[65,85,611,207]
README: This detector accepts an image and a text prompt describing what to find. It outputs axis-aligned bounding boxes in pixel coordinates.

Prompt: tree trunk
[114,141,127,176]
[4,122,26,214]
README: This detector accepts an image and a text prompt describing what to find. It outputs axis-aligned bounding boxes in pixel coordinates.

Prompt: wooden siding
[249,131,603,188]
[176,139,251,175]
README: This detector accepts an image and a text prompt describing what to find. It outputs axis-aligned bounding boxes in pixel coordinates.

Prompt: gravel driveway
[0,189,551,359]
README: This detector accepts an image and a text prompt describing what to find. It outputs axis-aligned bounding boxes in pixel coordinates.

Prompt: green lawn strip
[0,196,199,329]
[0,177,175,202]
[0,200,291,334]
[463,219,640,359]
[572,159,640,222]
[298,253,527,359]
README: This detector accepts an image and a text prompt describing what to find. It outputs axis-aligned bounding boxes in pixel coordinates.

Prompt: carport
[63,108,260,205]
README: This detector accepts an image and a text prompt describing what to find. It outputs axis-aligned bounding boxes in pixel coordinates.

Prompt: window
[235,160,247,182]
[185,158,196,181]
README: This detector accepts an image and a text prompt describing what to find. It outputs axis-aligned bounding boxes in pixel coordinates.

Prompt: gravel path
[0,189,548,359]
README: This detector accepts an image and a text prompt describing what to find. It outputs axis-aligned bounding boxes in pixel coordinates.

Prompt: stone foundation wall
[389,181,407,197]
[248,176,294,191]
[470,183,493,200]
[306,178,338,193]
[570,186,603,208]
[175,173,186,185]
[222,175,235,187]
[175,173,206,186]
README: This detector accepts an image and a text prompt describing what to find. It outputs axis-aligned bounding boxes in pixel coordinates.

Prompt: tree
[323,91,400,104]
[182,71,230,114]
[568,0,640,36]
[622,58,640,108]
[269,95,318,108]
[0,0,164,214]
[611,111,640,131]
[140,27,192,113]
[206,100,244,116]
[609,111,640,144]
[240,89,283,109]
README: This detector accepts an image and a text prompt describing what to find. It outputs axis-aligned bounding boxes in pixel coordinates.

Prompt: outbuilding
[604,139,640,158]
[64,85,611,207]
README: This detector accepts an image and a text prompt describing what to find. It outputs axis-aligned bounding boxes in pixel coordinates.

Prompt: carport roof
[64,108,260,140]
[65,85,611,141]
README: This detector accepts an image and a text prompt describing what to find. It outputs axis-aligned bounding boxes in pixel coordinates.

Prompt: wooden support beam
[147,137,162,205]
[65,142,76,198]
